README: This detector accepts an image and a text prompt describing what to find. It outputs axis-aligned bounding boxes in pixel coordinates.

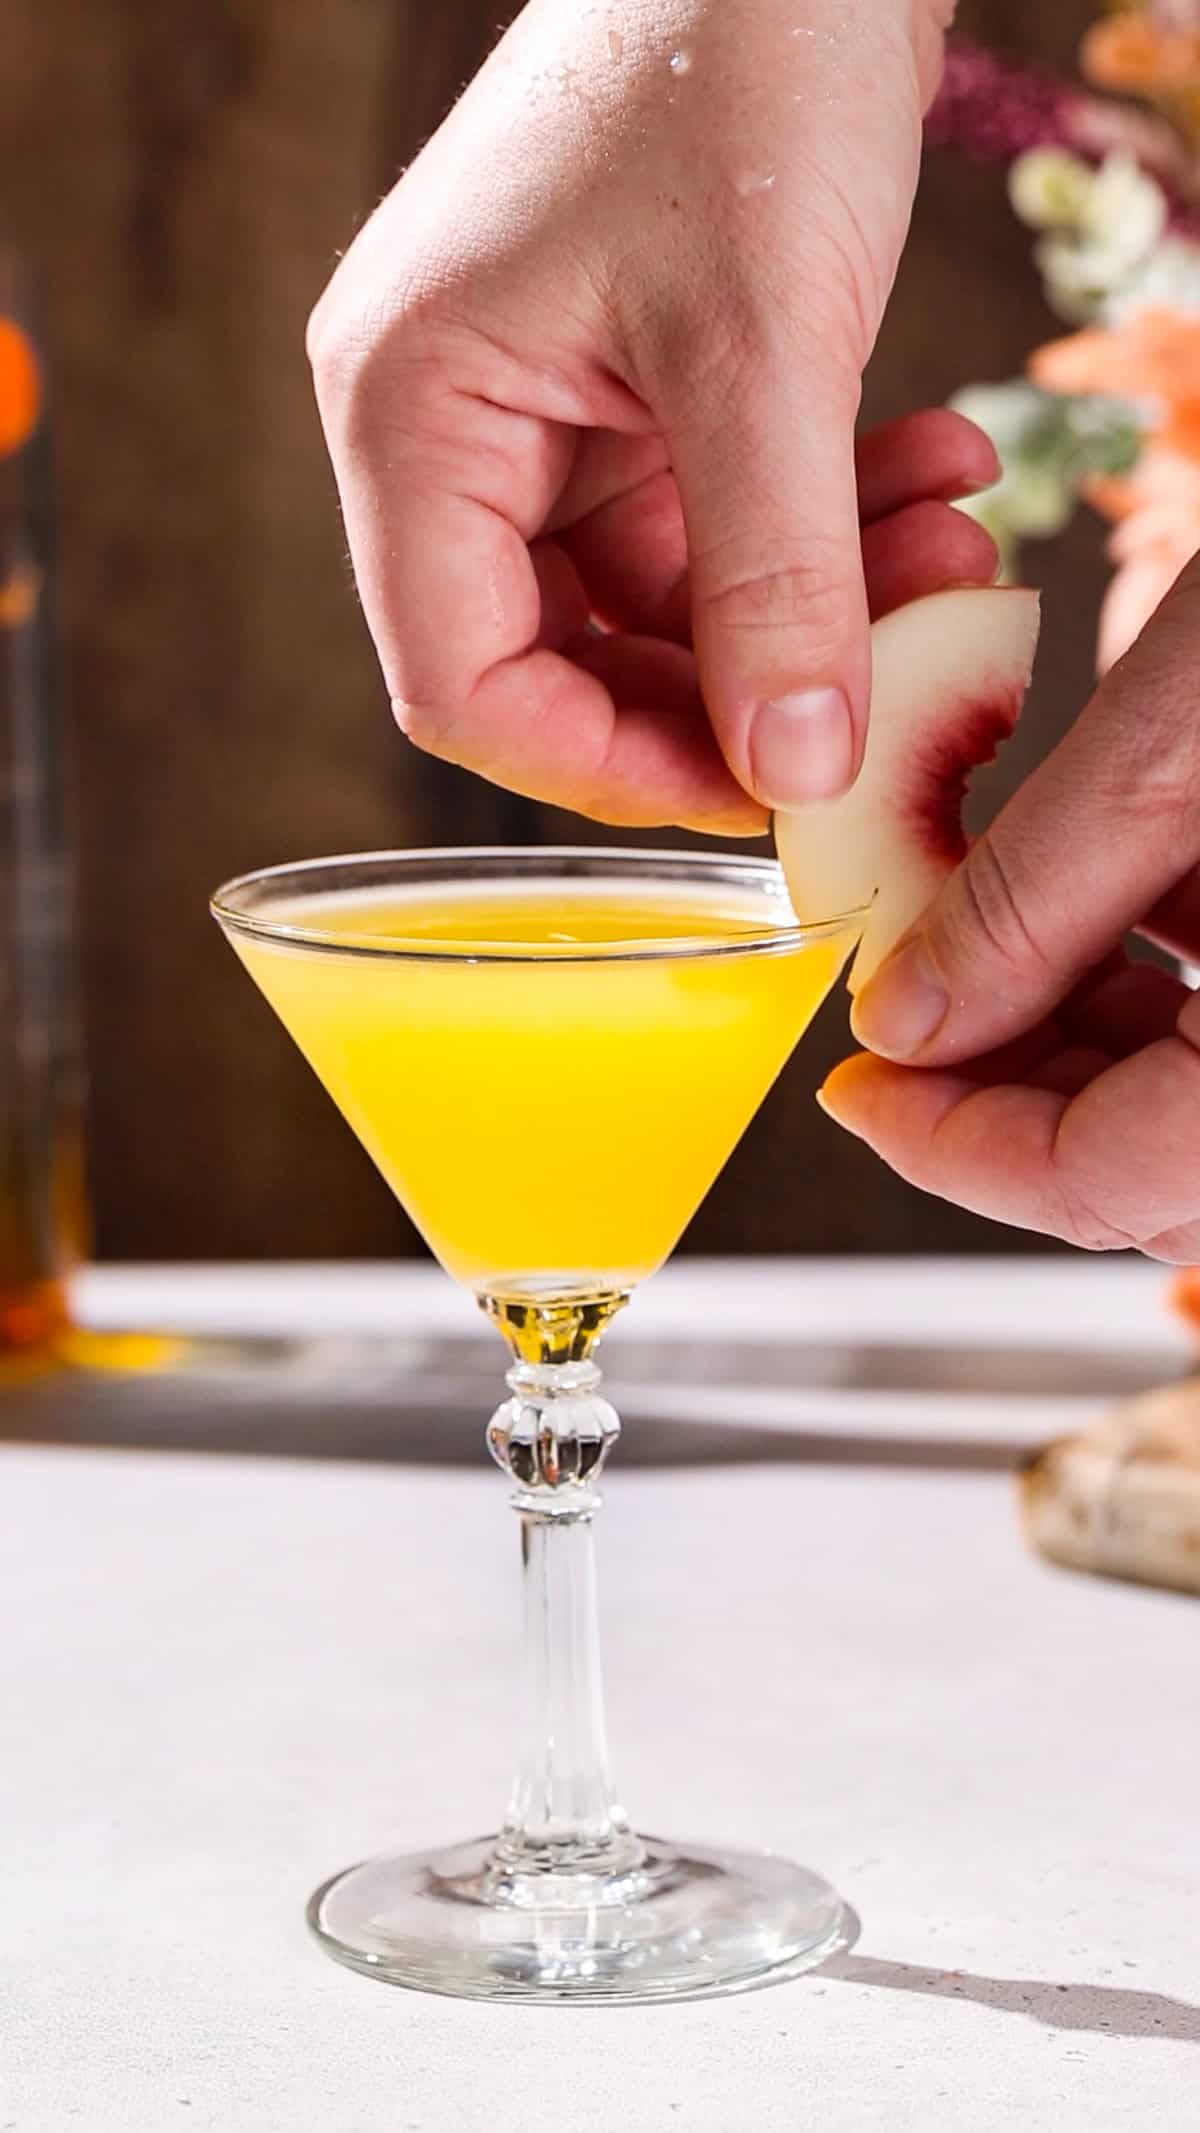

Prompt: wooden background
[2,0,1106,1260]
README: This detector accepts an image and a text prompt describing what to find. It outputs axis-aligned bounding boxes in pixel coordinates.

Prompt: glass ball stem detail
[484,1298,645,1894]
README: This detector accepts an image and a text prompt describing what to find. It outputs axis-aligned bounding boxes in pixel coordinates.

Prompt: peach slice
[775,586,1042,991]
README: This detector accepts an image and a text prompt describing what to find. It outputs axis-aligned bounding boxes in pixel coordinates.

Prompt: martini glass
[212,847,863,2004]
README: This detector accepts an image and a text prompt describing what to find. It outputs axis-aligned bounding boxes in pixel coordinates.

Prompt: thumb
[671,343,871,810]
[849,555,1200,1065]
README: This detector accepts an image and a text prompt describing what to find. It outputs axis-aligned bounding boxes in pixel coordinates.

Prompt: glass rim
[210,846,868,965]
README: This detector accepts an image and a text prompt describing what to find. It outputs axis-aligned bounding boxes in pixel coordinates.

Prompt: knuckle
[1139,1229,1200,1266]
[633,293,759,418]
[940,836,1052,985]
[696,542,849,652]
[306,267,450,434]
[1054,1182,1141,1255]
[1052,1027,1200,1256]
[1085,738,1200,829]
[634,250,860,419]
[305,295,383,417]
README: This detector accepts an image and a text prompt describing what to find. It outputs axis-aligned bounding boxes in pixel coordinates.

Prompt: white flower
[1082,154,1168,265]
[1010,151,1167,320]
[1106,236,1200,320]
[1009,149,1095,232]
[950,381,1049,455]
[946,381,1144,581]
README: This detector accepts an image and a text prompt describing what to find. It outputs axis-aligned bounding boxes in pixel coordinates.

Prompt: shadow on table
[823,1950,1200,2042]
[0,1330,1182,1474]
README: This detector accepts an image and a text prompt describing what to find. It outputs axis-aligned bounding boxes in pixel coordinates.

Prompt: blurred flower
[1010,150,1167,317]
[1107,233,1200,315]
[925,38,1079,163]
[926,34,1200,225]
[1067,94,1200,212]
[1088,443,1200,664]
[1082,11,1200,98]
[941,8,1200,684]
[1031,307,1200,450]
[941,7,1200,1300]
[949,382,1142,578]
[1026,304,1200,665]
[1009,148,1097,228]
[1082,6,1200,156]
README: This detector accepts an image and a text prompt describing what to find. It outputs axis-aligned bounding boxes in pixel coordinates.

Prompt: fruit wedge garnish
[776,586,1041,990]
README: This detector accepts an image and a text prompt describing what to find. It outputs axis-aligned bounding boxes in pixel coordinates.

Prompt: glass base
[307,1834,848,2004]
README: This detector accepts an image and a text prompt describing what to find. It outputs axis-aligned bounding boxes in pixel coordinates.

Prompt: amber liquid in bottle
[0,252,86,1358]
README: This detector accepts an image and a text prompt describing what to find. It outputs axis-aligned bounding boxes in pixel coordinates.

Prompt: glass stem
[503,1474,628,1863]
[485,1332,643,1882]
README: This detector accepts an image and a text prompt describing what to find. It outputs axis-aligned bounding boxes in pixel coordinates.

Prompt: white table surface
[4,1258,1199,2131]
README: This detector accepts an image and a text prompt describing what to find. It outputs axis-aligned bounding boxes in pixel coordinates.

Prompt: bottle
[0,246,86,1355]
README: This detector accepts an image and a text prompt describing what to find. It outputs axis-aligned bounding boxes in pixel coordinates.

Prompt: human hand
[307,0,986,832]
[821,560,1200,1261]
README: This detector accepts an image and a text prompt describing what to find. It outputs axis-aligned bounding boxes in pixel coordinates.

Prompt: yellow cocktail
[230,872,851,1292]
[212,848,863,2005]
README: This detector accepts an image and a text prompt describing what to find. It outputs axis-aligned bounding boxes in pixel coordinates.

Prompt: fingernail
[816,1082,847,1124]
[954,435,1002,492]
[817,1072,869,1140]
[851,938,948,1059]
[749,687,854,807]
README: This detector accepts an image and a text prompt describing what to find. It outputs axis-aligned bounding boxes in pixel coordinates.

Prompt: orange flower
[1030,309,1200,456]
[1084,470,1141,520]
[1032,307,1200,400]
[0,318,40,457]
[1164,397,1200,454]
[1082,443,1200,666]
[1171,1267,1200,1335]
[1082,15,1200,95]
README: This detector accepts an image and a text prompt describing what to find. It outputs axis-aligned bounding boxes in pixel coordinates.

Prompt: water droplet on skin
[608,29,624,63]
[736,171,776,198]
[668,48,691,74]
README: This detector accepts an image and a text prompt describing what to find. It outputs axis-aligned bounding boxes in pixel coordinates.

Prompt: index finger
[311,305,766,829]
